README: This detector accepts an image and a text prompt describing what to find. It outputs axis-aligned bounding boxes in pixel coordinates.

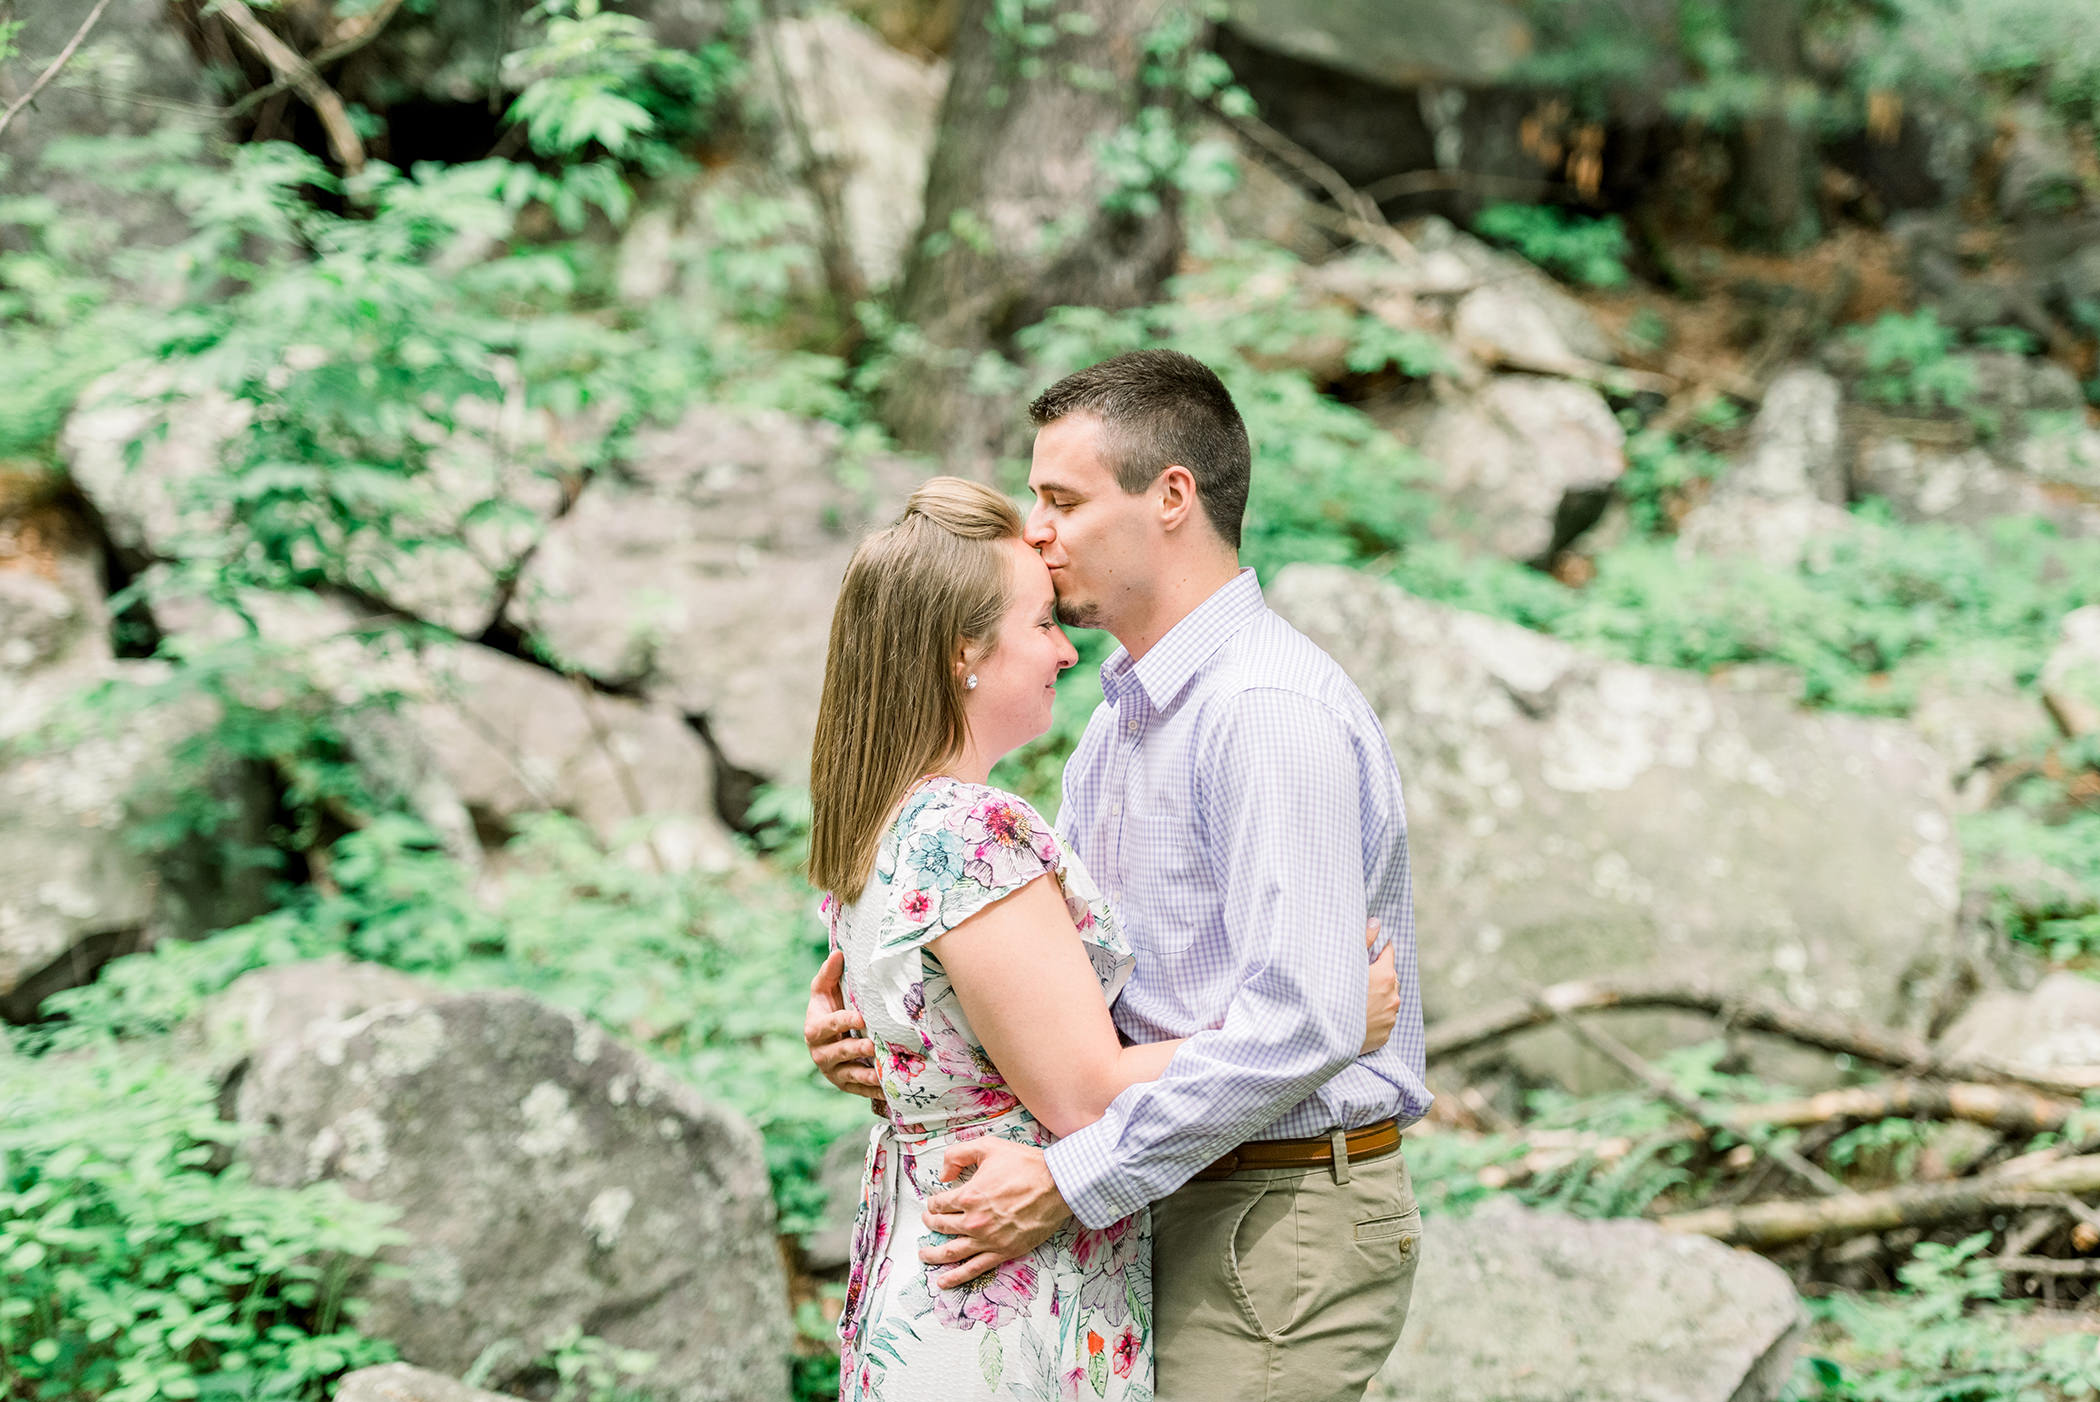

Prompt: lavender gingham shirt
[1041,568,1432,1229]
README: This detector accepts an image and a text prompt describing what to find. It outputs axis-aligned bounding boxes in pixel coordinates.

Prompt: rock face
[1938,972,2100,1072]
[1386,376,1625,564]
[0,466,110,683]
[1222,0,1535,89]
[2042,606,2100,738]
[184,957,434,1084]
[1268,566,1962,1075]
[511,405,921,785]
[335,1364,526,1402]
[1371,1201,1805,1402]
[1854,439,2100,540]
[748,13,946,290]
[1677,367,1855,570]
[233,989,789,1402]
[0,662,272,1023]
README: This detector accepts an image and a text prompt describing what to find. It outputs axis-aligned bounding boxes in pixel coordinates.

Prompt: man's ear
[1156,465,1200,533]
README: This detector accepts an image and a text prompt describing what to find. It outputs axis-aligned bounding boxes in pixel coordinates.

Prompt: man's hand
[804,950,884,1101]
[919,1138,1070,1288]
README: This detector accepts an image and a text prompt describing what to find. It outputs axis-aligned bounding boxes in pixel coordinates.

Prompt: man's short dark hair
[1028,349,1251,550]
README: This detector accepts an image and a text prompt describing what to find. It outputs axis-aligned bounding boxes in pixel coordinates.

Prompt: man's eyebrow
[1032,479,1082,498]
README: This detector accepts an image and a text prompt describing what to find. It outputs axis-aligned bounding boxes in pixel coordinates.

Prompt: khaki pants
[1151,1144,1420,1402]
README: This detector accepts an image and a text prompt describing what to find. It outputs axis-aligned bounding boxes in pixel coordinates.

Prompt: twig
[1426,973,2100,1099]
[224,0,408,120]
[212,0,366,174]
[1662,1152,2100,1247]
[1542,997,1848,1197]
[0,0,116,144]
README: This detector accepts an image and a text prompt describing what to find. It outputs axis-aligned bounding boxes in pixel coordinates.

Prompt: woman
[808,478,1395,1402]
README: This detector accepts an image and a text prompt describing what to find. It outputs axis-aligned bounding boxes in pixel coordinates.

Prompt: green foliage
[1846,310,1982,420]
[1792,1234,2100,1401]
[1961,794,2100,961]
[463,1326,657,1402]
[1617,419,1733,534]
[0,1034,401,1402]
[1857,0,2100,130]
[1472,203,1633,288]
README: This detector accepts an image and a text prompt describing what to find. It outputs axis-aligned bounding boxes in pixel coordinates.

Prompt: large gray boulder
[0,468,110,683]
[233,989,789,1402]
[1222,0,1535,89]
[1372,1200,1804,1402]
[1269,566,1962,1076]
[1938,972,2100,1073]
[510,405,921,785]
[184,956,436,1086]
[1383,375,1625,564]
[0,662,272,1022]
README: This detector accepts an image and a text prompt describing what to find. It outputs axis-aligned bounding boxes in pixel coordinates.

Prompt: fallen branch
[214,0,366,174]
[0,0,117,144]
[1992,1255,2100,1278]
[224,0,408,120]
[1662,1152,2100,1248]
[1543,996,1847,1196]
[1425,974,2100,1099]
[1726,1082,2080,1138]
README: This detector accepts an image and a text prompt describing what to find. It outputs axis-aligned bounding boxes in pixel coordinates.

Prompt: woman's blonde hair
[808,476,1026,900]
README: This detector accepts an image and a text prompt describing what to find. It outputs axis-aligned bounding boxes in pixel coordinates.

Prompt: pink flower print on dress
[1113,1326,1141,1378]
[932,1256,1040,1330]
[898,888,939,928]
[884,1043,927,1080]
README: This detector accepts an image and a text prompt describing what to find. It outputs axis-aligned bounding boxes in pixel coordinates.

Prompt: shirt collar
[1098,568,1265,711]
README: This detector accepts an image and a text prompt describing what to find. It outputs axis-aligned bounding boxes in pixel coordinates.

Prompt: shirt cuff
[1043,1123,1148,1229]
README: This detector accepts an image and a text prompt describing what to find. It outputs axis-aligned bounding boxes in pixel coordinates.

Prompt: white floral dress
[824,777,1153,1402]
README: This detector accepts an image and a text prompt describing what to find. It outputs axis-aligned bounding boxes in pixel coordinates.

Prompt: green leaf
[979,1327,1003,1388]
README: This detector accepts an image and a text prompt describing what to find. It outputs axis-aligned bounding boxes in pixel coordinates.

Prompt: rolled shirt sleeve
[1044,687,1372,1228]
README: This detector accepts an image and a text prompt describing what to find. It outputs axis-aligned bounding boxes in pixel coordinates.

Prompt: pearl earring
[965,673,979,690]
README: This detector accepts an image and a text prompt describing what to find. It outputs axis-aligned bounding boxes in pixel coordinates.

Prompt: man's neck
[1114,557,1244,663]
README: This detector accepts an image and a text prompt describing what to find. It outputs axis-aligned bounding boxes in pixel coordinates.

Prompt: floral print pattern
[827,778,1151,1402]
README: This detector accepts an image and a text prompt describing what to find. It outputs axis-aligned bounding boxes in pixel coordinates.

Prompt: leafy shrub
[1847,310,1979,418]
[0,1033,400,1402]
[1472,203,1632,288]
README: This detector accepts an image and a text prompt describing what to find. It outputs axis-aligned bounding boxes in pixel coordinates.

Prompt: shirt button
[1125,718,1139,736]
[1111,803,1122,817]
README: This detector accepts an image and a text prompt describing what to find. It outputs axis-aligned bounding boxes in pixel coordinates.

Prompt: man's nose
[1022,507,1054,549]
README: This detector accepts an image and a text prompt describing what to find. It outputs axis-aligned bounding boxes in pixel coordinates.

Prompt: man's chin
[1055,598,1104,630]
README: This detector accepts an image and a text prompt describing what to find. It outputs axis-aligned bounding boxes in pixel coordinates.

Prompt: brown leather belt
[1191,1119,1402,1181]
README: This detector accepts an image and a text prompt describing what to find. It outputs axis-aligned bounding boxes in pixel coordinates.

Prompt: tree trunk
[1726,0,1818,250]
[879,0,1185,471]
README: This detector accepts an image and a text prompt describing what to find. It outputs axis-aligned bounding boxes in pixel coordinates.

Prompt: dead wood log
[225,0,409,120]
[1662,1152,2100,1248]
[1425,974,2100,1098]
[1726,1082,2080,1137]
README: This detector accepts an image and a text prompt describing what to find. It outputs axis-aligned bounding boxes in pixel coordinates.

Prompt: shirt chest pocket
[1123,808,1207,955]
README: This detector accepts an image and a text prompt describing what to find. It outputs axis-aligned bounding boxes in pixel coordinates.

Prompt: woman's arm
[930,878,1399,1139]
[930,874,1182,1139]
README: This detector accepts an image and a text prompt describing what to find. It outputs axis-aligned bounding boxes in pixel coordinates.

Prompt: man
[806,349,1430,1401]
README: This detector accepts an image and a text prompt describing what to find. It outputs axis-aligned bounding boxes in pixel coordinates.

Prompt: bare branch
[225,0,408,121]
[0,0,117,145]
[1662,1152,2100,1247]
[1426,973,2100,1099]
[213,0,366,174]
